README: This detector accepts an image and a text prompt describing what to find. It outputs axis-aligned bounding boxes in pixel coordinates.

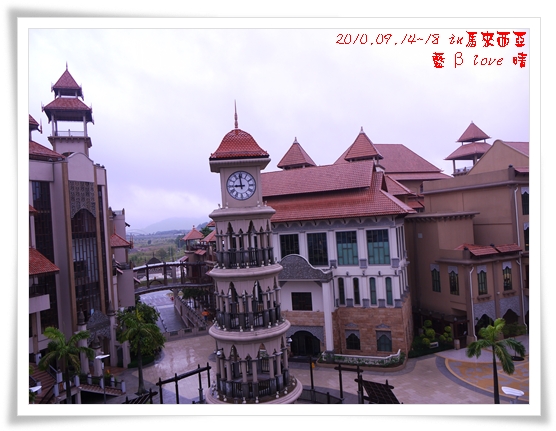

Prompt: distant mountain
[129,217,211,234]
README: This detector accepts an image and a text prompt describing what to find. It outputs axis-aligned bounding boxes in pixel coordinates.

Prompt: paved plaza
[107,291,529,406]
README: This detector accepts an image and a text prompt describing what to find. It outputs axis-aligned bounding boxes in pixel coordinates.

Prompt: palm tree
[117,304,165,394]
[466,318,526,404]
[38,327,94,404]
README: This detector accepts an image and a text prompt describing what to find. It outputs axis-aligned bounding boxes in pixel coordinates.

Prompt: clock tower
[206,107,302,404]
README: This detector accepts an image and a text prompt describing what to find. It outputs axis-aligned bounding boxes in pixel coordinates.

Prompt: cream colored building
[406,123,529,347]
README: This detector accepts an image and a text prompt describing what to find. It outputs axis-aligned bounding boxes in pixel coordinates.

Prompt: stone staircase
[29,363,57,404]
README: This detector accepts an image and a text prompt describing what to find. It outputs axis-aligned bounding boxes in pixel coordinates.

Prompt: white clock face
[226,171,256,200]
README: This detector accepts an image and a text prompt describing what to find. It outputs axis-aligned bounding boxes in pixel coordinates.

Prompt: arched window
[503,262,512,291]
[477,266,488,295]
[338,278,345,305]
[385,277,393,306]
[449,266,459,295]
[431,264,441,293]
[353,277,360,305]
[377,331,392,352]
[346,331,361,350]
[369,277,377,305]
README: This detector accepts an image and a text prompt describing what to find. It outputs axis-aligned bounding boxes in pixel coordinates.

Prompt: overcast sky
[24,19,532,233]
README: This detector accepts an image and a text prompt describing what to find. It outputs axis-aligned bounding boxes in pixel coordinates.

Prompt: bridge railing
[133,261,214,288]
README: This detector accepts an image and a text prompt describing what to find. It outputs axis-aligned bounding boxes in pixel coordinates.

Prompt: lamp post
[96,353,110,404]
[29,385,42,404]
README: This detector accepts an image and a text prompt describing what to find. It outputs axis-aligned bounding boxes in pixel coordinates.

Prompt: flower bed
[317,349,405,369]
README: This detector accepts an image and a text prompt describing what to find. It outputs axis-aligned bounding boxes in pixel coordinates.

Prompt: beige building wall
[467,140,529,175]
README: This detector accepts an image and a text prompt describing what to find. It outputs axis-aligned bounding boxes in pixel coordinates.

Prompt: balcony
[216,247,274,269]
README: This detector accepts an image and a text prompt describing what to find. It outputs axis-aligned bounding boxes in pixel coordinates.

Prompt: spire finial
[360,126,364,133]
[293,137,298,144]
[66,61,68,71]
[234,100,238,129]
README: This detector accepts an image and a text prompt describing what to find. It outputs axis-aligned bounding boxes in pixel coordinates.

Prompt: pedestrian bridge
[133,260,214,295]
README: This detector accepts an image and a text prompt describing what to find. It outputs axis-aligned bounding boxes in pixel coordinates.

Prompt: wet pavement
[106,290,529,405]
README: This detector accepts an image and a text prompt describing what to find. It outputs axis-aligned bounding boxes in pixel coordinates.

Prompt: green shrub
[127,355,155,369]
[502,323,527,338]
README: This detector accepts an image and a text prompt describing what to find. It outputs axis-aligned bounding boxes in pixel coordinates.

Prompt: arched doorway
[503,309,519,325]
[475,314,493,337]
[290,330,320,357]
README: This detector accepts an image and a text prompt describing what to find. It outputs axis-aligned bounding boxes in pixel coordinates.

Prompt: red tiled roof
[494,243,522,253]
[406,199,425,210]
[203,229,216,242]
[457,122,490,143]
[183,228,205,241]
[374,144,445,173]
[29,140,65,161]
[110,233,131,248]
[455,243,498,256]
[444,142,492,161]
[384,175,412,196]
[455,243,521,257]
[387,172,451,181]
[265,170,415,222]
[29,204,38,215]
[210,128,269,160]
[502,141,529,157]
[277,138,316,169]
[29,247,59,276]
[206,220,216,227]
[514,166,529,174]
[52,68,83,96]
[29,115,40,131]
[42,97,92,121]
[342,128,383,162]
[262,160,374,198]
[336,143,445,177]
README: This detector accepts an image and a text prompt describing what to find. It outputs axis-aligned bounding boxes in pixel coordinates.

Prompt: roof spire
[234,100,238,129]
[66,61,68,71]
[360,126,364,133]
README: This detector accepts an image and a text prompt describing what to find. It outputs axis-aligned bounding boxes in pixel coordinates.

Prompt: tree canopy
[116,301,165,394]
[466,318,526,404]
[38,327,94,404]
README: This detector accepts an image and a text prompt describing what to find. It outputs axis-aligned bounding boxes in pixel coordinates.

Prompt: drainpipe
[514,187,521,248]
[469,266,477,341]
[516,258,528,332]
[514,186,528,332]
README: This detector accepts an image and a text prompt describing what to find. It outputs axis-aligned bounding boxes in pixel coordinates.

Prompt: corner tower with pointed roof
[42,65,94,157]
[277,138,316,170]
[445,122,491,176]
[206,107,302,404]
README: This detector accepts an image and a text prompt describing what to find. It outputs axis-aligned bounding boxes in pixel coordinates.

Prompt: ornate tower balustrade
[213,283,282,331]
[210,334,295,403]
[214,220,274,269]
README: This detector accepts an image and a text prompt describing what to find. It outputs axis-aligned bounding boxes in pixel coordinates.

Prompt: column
[77,311,90,374]
[107,304,117,368]
[240,359,249,399]
[252,358,259,399]
[275,351,283,390]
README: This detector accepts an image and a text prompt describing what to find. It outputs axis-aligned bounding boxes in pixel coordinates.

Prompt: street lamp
[29,385,42,404]
[96,354,110,404]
